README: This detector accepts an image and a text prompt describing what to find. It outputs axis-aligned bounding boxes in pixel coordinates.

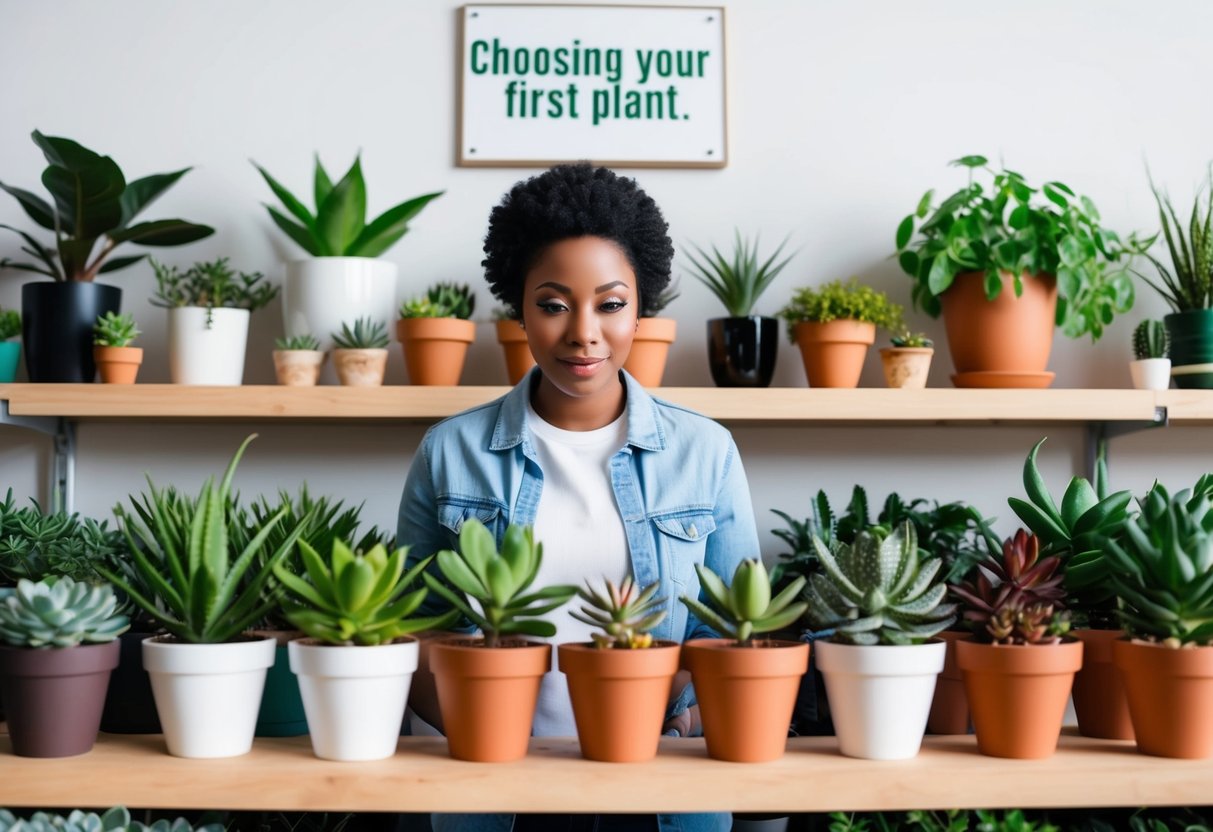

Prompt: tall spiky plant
[1136,169,1213,312]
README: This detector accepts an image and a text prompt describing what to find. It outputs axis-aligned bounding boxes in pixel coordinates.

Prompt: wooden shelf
[0,733,1206,813]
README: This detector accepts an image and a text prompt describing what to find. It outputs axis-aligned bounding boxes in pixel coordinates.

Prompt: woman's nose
[566,307,600,345]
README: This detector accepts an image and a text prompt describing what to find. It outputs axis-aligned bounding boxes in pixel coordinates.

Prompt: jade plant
[1133,319,1169,360]
[0,576,129,648]
[423,518,578,647]
[569,576,667,649]
[685,231,794,318]
[777,278,905,342]
[399,282,476,320]
[275,334,321,352]
[0,308,20,341]
[93,312,140,348]
[679,558,807,645]
[332,317,389,349]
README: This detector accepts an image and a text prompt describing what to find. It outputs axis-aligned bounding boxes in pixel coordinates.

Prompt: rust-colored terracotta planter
[495,319,535,385]
[273,349,325,386]
[1114,638,1213,758]
[1071,629,1133,741]
[93,345,143,384]
[926,630,970,734]
[623,317,677,387]
[398,318,475,386]
[879,347,933,389]
[558,640,680,762]
[681,638,809,762]
[430,637,550,762]
[956,638,1082,759]
[794,321,875,388]
[332,348,388,386]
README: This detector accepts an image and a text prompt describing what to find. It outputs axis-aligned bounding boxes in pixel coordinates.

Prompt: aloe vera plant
[570,576,667,649]
[680,559,807,646]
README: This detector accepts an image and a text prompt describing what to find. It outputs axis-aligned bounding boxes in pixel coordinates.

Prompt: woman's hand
[662,705,701,737]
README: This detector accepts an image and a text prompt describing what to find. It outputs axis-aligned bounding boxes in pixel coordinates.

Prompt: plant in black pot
[685,231,793,387]
[0,130,213,382]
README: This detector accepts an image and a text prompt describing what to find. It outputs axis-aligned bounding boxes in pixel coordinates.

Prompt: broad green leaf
[927,255,954,295]
[98,254,147,274]
[107,219,214,247]
[898,250,919,277]
[252,161,315,230]
[950,155,988,168]
[348,190,445,258]
[42,159,124,239]
[119,169,191,227]
[266,206,321,255]
[0,182,57,230]
[915,189,934,219]
[316,155,367,255]
[314,154,333,212]
[896,215,914,250]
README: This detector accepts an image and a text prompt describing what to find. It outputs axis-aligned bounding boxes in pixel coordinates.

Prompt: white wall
[2,0,1212,555]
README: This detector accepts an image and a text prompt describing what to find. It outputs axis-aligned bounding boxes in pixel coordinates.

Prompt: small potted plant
[151,257,279,385]
[0,307,21,383]
[331,317,390,386]
[493,306,534,385]
[679,558,809,762]
[557,576,678,762]
[880,332,934,389]
[0,576,129,757]
[778,278,904,388]
[803,521,955,760]
[92,311,143,384]
[397,282,476,385]
[273,334,325,387]
[1129,319,1171,390]
[422,519,578,762]
[623,278,680,387]
[0,808,222,832]
[686,231,793,387]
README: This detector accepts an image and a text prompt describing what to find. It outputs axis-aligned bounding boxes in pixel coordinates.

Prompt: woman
[398,164,759,832]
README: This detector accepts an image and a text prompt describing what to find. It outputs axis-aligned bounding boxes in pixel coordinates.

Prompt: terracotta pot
[397,318,475,385]
[926,630,970,735]
[1115,638,1213,758]
[956,638,1082,759]
[1071,629,1133,741]
[273,349,325,386]
[940,271,1057,386]
[681,638,809,762]
[495,319,535,385]
[879,347,933,389]
[93,345,143,384]
[794,321,875,388]
[332,348,388,386]
[557,640,681,762]
[429,637,550,762]
[623,318,677,387]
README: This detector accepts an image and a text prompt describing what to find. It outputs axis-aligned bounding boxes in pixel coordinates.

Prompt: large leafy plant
[895,155,1152,341]
[1134,169,1213,312]
[0,131,213,282]
[685,231,794,318]
[253,154,443,258]
[778,278,904,342]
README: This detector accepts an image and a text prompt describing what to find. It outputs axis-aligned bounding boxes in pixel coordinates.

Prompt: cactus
[569,576,667,649]
[1133,319,1169,360]
[804,521,957,646]
[680,559,807,646]
[275,333,321,351]
[331,317,389,349]
[0,576,129,648]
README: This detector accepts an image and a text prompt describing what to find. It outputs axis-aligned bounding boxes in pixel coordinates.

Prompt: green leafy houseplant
[679,558,807,645]
[895,155,1152,340]
[778,278,905,342]
[1132,319,1169,360]
[1135,169,1213,312]
[332,317,389,349]
[685,231,794,317]
[275,334,321,352]
[253,153,444,258]
[0,131,213,282]
[399,282,476,320]
[569,576,667,649]
[0,576,129,648]
[0,308,20,341]
[150,257,279,313]
[0,490,124,586]
[92,312,140,348]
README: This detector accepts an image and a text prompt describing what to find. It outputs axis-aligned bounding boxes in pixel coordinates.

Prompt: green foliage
[399,282,475,320]
[778,278,905,342]
[331,317,389,349]
[684,231,794,317]
[93,311,140,348]
[0,576,129,648]
[679,558,807,645]
[0,130,213,283]
[895,155,1152,341]
[0,489,125,585]
[275,334,321,351]
[0,806,223,832]
[423,518,577,648]
[150,257,278,312]
[569,575,667,649]
[0,307,20,341]
[642,277,681,318]
[1133,319,1169,360]
[1135,168,1213,312]
[805,522,957,645]
[253,153,443,258]
[891,331,933,348]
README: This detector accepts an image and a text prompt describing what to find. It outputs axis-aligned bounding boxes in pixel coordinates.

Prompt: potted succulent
[397,282,476,385]
[686,231,793,387]
[0,130,213,382]
[331,317,390,386]
[0,807,223,832]
[803,521,955,759]
[422,518,578,762]
[679,558,809,762]
[1130,319,1171,390]
[623,278,680,387]
[895,155,1151,388]
[254,153,443,351]
[273,334,325,387]
[557,576,678,762]
[0,576,128,757]
[1107,477,1213,758]
[92,311,142,384]
[275,539,457,761]
[778,278,904,388]
[0,307,21,383]
[493,306,534,385]
[150,257,279,385]
[880,332,935,389]
[950,530,1081,759]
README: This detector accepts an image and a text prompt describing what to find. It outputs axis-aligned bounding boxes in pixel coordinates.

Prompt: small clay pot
[1071,628,1133,741]
[1115,638,1213,758]
[273,349,325,386]
[332,348,388,386]
[879,347,933,389]
[93,345,143,384]
[398,318,475,386]
[940,271,1057,380]
[495,319,535,385]
[794,321,875,388]
[926,630,971,734]
[623,318,677,387]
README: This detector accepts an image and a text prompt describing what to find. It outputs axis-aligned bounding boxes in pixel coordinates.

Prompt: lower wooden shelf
[0,732,1208,813]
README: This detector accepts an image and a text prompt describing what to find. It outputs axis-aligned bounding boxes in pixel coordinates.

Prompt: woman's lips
[559,357,607,377]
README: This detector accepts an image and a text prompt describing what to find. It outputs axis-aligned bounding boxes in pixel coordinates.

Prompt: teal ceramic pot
[0,341,20,383]
[1166,310,1213,389]
[255,641,308,737]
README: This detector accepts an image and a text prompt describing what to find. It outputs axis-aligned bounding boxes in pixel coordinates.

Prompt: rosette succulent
[570,575,667,649]
[0,806,222,832]
[0,576,129,648]
[679,558,807,645]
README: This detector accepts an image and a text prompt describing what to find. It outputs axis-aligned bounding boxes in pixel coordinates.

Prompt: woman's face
[521,235,638,401]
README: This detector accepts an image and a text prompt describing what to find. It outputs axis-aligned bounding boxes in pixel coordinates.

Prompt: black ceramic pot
[99,631,161,734]
[22,281,122,382]
[707,316,778,387]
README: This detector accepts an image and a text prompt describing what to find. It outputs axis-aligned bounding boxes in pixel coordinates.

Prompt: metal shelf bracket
[1084,406,1169,482]
[0,400,76,514]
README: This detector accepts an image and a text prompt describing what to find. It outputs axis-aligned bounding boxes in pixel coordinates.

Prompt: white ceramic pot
[816,639,946,760]
[142,636,276,758]
[1129,357,1172,390]
[288,637,419,761]
[168,307,250,385]
[283,258,398,351]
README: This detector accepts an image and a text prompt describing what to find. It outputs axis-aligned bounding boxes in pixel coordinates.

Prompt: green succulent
[149,257,278,313]
[399,283,476,320]
[422,518,577,648]
[0,490,125,586]
[0,807,223,832]
[275,333,321,351]
[1133,319,1168,360]
[0,576,129,648]
[684,230,794,318]
[778,278,905,343]
[93,311,140,348]
[1135,167,1213,312]
[680,558,807,645]
[890,331,933,348]
[331,317,389,349]
[0,307,21,341]
[804,522,957,646]
[569,576,667,649]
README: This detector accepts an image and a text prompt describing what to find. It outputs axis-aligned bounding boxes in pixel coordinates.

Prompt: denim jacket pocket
[651,509,717,590]
[437,497,507,544]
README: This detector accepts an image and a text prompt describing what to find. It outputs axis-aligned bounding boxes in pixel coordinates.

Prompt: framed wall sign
[457,4,727,168]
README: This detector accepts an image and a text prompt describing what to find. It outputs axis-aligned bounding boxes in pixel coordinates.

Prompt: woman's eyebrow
[595,280,627,293]
[534,281,571,293]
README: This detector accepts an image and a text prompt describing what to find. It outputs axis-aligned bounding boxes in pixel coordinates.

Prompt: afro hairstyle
[481,163,675,317]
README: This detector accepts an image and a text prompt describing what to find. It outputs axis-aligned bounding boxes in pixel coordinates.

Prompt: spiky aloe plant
[0,576,129,648]
[804,521,957,646]
[275,333,321,351]
[680,559,807,646]
[570,576,667,649]
[1133,319,1169,360]
[331,317,389,349]
[400,282,476,320]
[92,311,140,348]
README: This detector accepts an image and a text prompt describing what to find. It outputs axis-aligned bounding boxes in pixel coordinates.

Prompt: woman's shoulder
[646,394,736,452]
[421,396,504,450]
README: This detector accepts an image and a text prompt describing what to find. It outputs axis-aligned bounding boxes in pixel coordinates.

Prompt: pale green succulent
[804,521,957,646]
[0,806,223,832]
[0,576,129,648]
[680,558,807,645]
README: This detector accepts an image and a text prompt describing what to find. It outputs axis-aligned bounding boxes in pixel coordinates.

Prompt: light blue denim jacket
[397,368,757,832]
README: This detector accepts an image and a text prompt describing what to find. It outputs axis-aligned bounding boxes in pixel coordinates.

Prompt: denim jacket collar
[488,367,667,453]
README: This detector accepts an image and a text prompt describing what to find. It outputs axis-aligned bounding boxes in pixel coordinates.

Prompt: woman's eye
[537,301,567,314]
[601,300,628,312]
